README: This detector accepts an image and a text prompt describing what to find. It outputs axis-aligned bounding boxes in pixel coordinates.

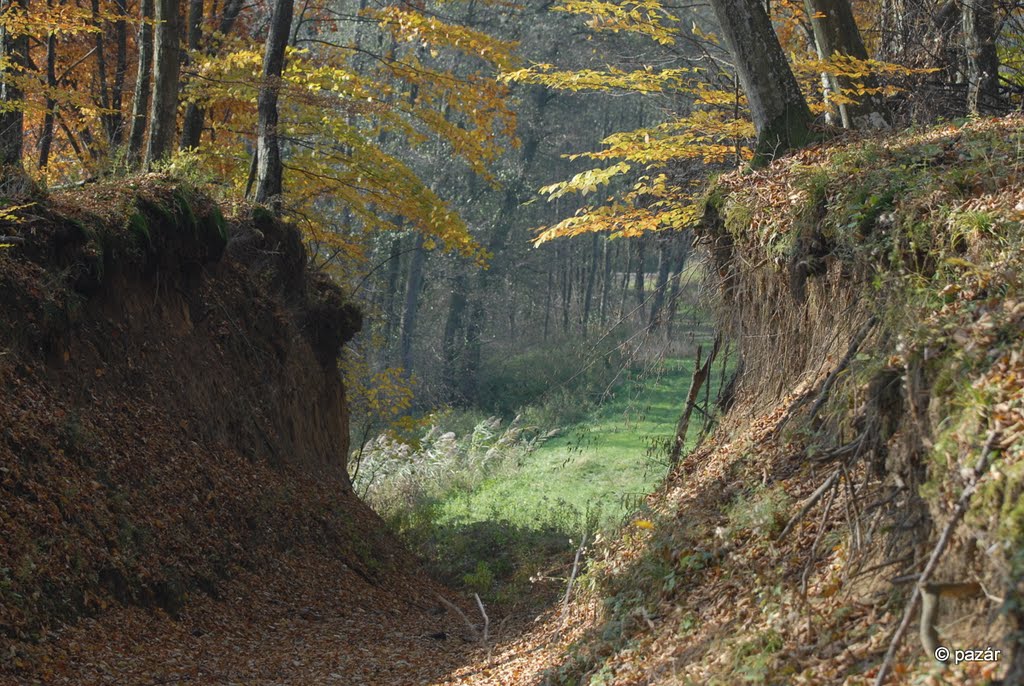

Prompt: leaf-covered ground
[17,550,485,685]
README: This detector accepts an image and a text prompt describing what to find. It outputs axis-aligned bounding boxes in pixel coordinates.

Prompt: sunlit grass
[437,356,729,532]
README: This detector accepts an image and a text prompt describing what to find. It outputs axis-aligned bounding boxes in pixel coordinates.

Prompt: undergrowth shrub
[353,415,587,602]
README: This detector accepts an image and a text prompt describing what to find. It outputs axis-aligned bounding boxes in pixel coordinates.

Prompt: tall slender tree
[127,0,154,166]
[254,0,295,209]
[38,0,58,169]
[179,0,244,149]
[178,0,204,148]
[145,0,181,166]
[804,0,888,128]
[0,0,28,173]
[962,0,1001,113]
[399,234,426,376]
[110,0,128,145]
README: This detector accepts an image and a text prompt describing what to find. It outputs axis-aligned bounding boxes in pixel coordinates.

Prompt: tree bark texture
[91,0,114,144]
[962,0,1001,113]
[127,0,153,166]
[110,0,127,145]
[145,0,181,166]
[708,0,814,159]
[804,0,888,128]
[178,0,205,148]
[0,0,28,170]
[255,0,295,209]
[38,12,57,169]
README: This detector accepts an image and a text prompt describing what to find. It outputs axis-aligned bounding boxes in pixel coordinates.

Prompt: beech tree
[145,0,180,166]
[0,0,27,172]
[179,0,244,150]
[963,0,1002,113]
[37,0,56,169]
[127,0,153,166]
[805,0,888,128]
[254,0,294,210]
[707,0,813,159]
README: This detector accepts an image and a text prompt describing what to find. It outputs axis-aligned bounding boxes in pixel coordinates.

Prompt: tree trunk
[381,236,402,355]
[804,0,887,128]
[145,0,181,167]
[599,239,614,325]
[254,0,295,209]
[127,0,153,166]
[399,233,427,376]
[619,240,633,320]
[708,0,814,160]
[38,15,57,169]
[442,268,469,400]
[581,233,600,334]
[0,0,28,171]
[665,234,692,338]
[962,0,1001,114]
[180,0,244,149]
[647,240,672,333]
[91,0,115,145]
[561,243,572,334]
[634,237,646,314]
[178,0,205,148]
[543,267,553,342]
[507,273,517,341]
[111,0,128,145]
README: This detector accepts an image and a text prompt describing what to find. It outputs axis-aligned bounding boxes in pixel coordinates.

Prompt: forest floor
[27,381,992,686]
[12,354,705,686]
[23,549,575,686]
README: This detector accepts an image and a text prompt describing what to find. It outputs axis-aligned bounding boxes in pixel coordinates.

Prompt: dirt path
[8,553,473,684]
[8,547,584,686]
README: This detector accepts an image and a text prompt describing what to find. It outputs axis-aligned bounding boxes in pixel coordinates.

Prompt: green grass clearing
[437,357,720,532]
[356,349,732,602]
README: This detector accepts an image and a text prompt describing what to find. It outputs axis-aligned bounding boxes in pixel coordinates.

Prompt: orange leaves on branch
[552,0,680,45]
[7,0,518,268]
[501,0,753,244]
[174,0,521,262]
[533,201,700,244]
[500,64,694,93]
[0,2,119,37]
[368,5,520,71]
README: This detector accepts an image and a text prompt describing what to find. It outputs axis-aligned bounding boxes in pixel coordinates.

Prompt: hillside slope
[0,178,473,683]
[435,116,1024,686]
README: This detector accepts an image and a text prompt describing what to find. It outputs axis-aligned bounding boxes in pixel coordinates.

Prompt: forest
[1,0,1024,683]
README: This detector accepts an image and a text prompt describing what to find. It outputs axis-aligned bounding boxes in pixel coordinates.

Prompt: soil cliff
[0,177,463,683]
